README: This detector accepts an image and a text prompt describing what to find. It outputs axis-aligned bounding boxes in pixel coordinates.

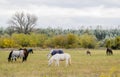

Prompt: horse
[106,48,113,55]
[48,53,71,66]
[86,50,91,56]
[8,48,29,62]
[47,49,64,59]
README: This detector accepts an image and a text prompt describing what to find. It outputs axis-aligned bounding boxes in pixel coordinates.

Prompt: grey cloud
[4,0,120,8]
[0,0,120,29]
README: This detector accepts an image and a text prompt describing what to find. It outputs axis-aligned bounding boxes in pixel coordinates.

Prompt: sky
[0,0,120,29]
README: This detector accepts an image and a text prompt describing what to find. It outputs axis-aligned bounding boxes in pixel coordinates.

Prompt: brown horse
[86,50,91,56]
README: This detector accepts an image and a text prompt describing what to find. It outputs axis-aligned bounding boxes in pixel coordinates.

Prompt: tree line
[0,28,120,49]
[0,12,120,49]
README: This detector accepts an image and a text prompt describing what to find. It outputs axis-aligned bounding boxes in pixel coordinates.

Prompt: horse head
[27,49,33,54]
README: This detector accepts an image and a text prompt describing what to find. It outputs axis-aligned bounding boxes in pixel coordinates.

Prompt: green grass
[0,49,120,77]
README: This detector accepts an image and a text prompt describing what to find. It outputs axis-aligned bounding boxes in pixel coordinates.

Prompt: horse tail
[8,50,13,62]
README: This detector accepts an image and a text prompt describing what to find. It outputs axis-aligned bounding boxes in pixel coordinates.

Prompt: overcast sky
[0,0,120,29]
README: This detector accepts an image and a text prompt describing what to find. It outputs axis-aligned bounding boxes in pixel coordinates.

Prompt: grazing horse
[47,49,64,59]
[48,53,71,66]
[8,48,29,62]
[106,48,113,55]
[86,50,91,56]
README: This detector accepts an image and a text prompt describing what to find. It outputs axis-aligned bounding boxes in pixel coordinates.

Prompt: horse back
[51,49,64,55]
[12,51,20,56]
[58,49,64,54]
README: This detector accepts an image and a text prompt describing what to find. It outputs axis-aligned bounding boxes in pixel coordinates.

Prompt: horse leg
[106,51,109,55]
[111,51,113,55]
[15,58,16,61]
[66,58,71,66]
[68,58,71,65]
[66,60,68,66]
[56,60,59,66]
[48,60,53,66]
[22,57,25,62]
[89,53,91,56]
[12,56,16,62]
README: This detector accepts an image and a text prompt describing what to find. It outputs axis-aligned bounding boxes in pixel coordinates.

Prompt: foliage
[11,33,47,47]
[0,26,120,48]
[65,33,79,48]
[12,33,30,47]
[44,34,78,48]
[0,37,18,48]
[79,33,97,48]
[104,36,120,49]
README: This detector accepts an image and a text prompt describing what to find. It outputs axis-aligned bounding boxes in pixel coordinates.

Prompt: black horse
[106,48,113,55]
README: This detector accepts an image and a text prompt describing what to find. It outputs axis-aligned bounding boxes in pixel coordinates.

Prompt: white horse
[48,53,71,66]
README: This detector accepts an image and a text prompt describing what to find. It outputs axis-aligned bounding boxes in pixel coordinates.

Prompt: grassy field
[0,49,120,77]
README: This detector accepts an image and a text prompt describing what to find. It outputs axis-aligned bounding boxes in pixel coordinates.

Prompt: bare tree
[8,12,37,34]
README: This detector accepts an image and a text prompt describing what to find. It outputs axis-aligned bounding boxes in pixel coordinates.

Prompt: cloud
[11,4,120,18]
[1,0,120,18]
[0,0,120,29]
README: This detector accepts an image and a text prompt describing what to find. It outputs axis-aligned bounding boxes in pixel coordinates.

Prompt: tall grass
[0,49,119,77]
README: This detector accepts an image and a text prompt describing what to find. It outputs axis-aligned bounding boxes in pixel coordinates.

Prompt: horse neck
[47,53,51,59]
[24,49,29,56]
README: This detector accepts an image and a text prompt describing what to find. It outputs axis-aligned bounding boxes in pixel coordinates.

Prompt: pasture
[0,49,120,77]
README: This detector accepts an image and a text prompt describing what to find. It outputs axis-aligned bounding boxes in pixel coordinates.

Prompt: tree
[8,12,37,34]
[66,33,78,48]
[79,33,97,48]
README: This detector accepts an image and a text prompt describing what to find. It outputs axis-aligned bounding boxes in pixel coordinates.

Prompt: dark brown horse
[86,50,91,56]
[8,48,29,62]
[106,48,113,55]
